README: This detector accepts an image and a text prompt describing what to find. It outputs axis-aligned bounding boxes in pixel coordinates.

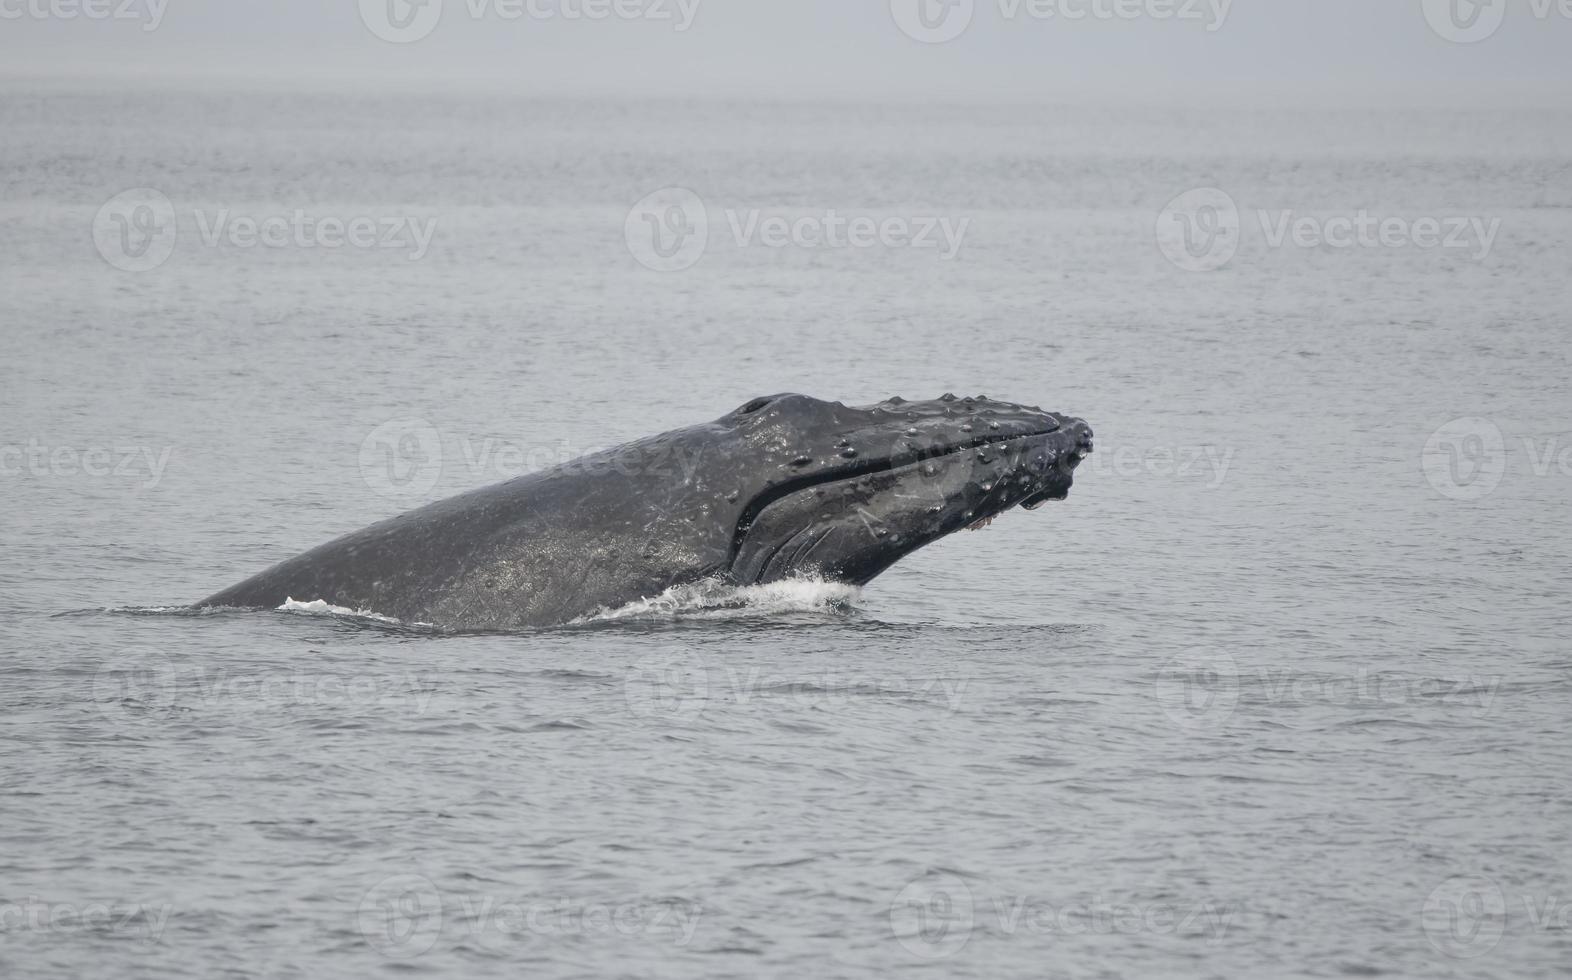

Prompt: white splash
[579,577,862,624]
[277,597,422,627]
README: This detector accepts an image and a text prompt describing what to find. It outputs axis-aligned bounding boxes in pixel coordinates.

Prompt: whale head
[673,393,1093,586]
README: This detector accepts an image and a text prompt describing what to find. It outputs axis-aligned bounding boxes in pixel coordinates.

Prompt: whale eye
[737,397,772,416]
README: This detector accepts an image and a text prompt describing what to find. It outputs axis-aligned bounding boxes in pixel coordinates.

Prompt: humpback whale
[199,394,1094,629]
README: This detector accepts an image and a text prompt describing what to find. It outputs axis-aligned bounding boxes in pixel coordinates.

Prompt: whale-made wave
[577,577,862,624]
[81,580,861,631]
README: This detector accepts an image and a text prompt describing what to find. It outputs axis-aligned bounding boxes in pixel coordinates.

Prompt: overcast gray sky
[1,0,1568,100]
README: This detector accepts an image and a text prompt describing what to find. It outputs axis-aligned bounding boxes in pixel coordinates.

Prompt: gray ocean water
[3,85,1571,978]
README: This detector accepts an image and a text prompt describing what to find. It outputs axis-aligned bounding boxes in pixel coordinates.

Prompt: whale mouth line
[727,426,1065,566]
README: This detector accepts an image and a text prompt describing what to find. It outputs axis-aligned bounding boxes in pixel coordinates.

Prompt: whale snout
[840,393,1095,524]
[1069,417,1094,457]
[903,394,1092,459]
